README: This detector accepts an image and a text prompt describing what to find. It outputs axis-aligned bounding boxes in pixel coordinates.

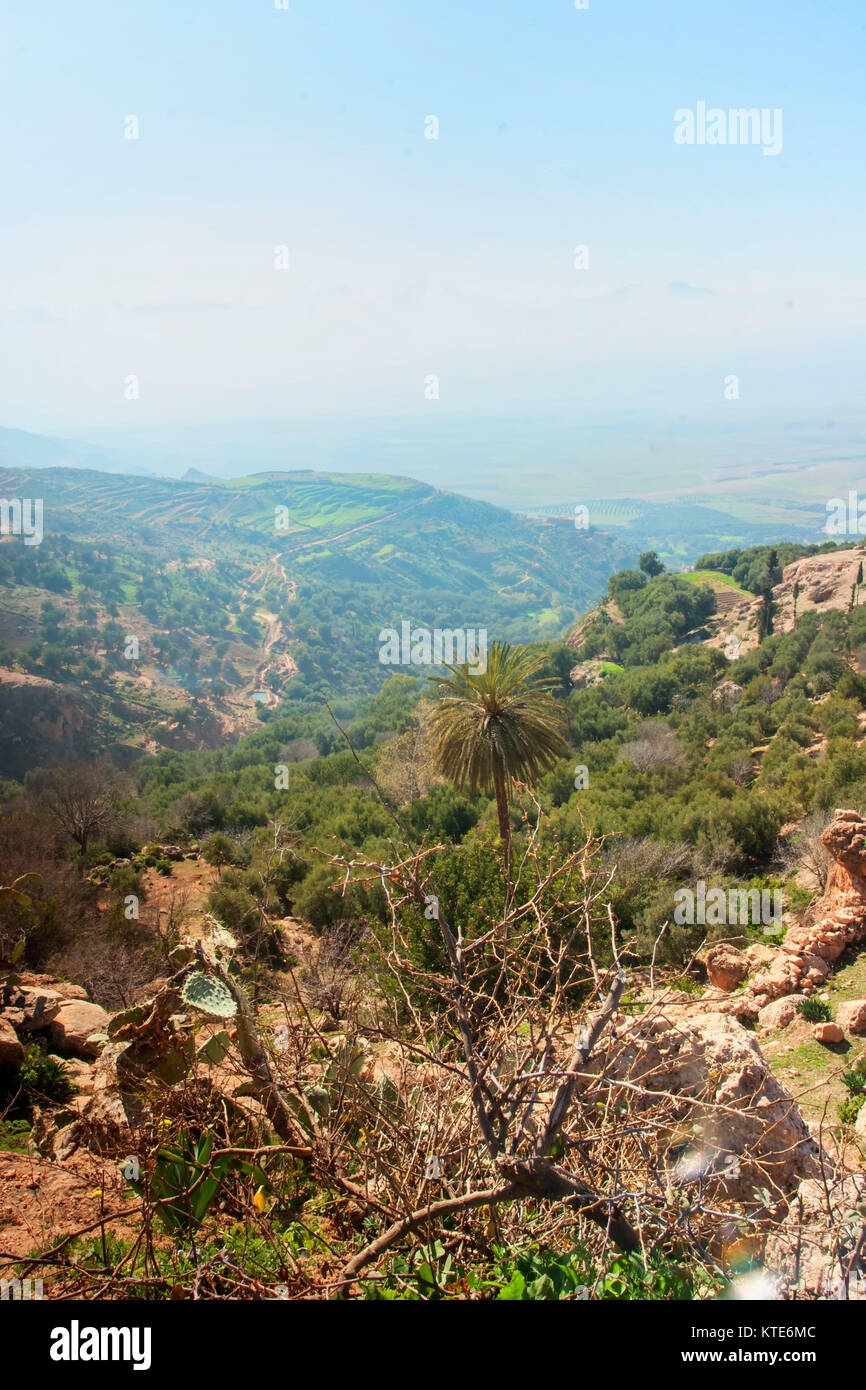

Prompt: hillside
[3,547,866,1302]
[0,464,629,774]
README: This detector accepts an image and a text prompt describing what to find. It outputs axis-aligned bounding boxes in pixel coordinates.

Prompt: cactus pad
[181,972,237,1019]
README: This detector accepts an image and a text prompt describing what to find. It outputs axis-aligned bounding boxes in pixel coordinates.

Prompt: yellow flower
[91,1188,103,1198]
[253,1187,269,1214]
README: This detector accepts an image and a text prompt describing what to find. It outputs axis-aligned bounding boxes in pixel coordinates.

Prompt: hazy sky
[1,0,865,439]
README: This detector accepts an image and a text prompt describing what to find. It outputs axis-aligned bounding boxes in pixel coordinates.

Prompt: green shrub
[841,1058,866,1096]
[0,1040,75,1117]
[797,997,830,1023]
[839,1093,865,1127]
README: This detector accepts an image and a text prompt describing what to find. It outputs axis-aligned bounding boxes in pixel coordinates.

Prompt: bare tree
[302,917,368,1023]
[34,761,124,857]
[618,720,684,773]
[777,811,831,891]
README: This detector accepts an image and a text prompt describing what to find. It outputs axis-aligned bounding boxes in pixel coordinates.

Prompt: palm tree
[428,641,569,859]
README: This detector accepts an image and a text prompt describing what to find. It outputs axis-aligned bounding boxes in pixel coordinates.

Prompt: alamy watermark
[674,103,783,156]
[49,1321,151,1370]
[826,492,866,535]
[378,622,487,673]
[674,880,782,933]
[0,497,43,546]
[1,1277,43,1300]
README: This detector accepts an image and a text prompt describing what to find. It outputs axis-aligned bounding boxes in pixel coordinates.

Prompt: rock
[799,950,833,983]
[855,1106,866,1140]
[745,943,775,969]
[705,944,749,992]
[58,1057,94,1096]
[13,985,64,1030]
[811,1022,843,1044]
[582,1010,819,1204]
[52,1042,151,1157]
[758,995,805,1030]
[57,985,91,1002]
[763,1173,866,1299]
[48,1002,110,1057]
[711,680,744,705]
[0,1016,24,1064]
[19,973,89,1001]
[735,809,866,1019]
[837,999,866,1035]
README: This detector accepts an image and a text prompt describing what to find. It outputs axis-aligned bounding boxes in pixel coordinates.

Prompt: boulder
[51,1042,151,1158]
[13,985,64,1031]
[48,1001,110,1057]
[57,984,91,1002]
[758,995,805,1030]
[705,944,749,992]
[811,1022,843,1044]
[837,999,866,1035]
[0,1016,24,1065]
[581,1009,819,1205]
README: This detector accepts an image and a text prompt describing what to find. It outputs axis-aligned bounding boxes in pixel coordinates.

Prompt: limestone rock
[581,1009,819,1204]
[705,944,749,992]
[811,1022,843,1044]
[0,1015,24,1064]
[711,680,744,706]
[758,995,805,1030]
[13,985,64,1031]
[734,809,866,1020]
[48,1001,110,1057]
[837,999,866,1035]
[19,973,89,1001]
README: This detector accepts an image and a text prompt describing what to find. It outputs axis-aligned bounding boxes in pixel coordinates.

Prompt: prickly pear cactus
[168,943,195,967]
[196,1030,232,1065]
[181,972,237,1019]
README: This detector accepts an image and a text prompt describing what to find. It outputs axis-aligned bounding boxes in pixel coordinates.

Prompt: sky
[1,0,865,493]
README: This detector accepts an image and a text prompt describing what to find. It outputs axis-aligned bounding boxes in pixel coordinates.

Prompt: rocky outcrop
[705,546,866,658]
[0,971,104,1067]
[731,810,866,1022]
[711,680,744,706]
[774,548,866,634]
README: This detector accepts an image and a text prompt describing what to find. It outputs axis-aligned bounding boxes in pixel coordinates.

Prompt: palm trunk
[492,762,511,863]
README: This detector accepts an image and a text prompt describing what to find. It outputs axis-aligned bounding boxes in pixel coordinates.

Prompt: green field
[681,569,751,595]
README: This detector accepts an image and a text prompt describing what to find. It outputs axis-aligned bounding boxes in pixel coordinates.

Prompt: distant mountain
[0,425,153,476]
[0,464,631,620]
[181,467,219,483]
